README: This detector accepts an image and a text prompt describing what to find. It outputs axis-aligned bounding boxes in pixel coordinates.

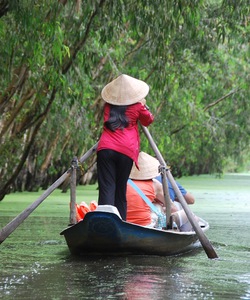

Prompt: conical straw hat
[129,152,160,180]
[101,74,149,105]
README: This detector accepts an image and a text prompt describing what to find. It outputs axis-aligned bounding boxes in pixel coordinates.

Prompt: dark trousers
[97,149,133,220]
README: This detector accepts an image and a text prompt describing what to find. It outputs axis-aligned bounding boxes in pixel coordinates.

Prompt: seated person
[126,151,178,228]
[155,175,195,205]
[126,151,199,231]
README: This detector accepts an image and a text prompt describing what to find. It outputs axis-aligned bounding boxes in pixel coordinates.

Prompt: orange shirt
[126,180,156,226]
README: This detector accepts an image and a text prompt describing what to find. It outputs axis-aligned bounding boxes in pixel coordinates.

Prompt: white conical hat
[101,74,149,105]
[129,151,160,180]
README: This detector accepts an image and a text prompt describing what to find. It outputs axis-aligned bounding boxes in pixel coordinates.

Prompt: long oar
[158,163,172,228]
[141,126,218,259]
[0,143,98,245]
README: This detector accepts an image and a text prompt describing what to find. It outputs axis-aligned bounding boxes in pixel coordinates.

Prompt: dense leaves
[0,0,249,199]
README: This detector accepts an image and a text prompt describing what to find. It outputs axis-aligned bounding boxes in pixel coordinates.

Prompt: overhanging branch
[204,88,240,111]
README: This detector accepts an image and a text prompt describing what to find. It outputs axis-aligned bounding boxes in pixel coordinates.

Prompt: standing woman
[97,74,154,220]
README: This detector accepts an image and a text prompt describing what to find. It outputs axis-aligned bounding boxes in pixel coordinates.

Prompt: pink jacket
[97,102,154,166]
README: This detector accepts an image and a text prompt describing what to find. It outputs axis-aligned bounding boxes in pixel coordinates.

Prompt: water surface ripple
[0,174,249,299]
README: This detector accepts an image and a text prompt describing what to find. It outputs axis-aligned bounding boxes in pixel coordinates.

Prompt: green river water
[0,173,249,299]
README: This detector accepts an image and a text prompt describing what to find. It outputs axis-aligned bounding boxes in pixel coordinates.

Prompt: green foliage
[0,0,249,198]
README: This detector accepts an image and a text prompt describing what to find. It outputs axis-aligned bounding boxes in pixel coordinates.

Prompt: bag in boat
[151,203,166,228]
[75,200,98,222]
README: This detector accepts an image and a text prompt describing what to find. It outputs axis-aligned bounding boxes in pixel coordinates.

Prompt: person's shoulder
[126,102,145,114]
[154,175,162,182]
[129,102,143,109]
[103,102,110,110]
[152,178,162,187]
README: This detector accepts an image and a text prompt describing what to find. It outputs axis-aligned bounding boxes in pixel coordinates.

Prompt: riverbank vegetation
[0,1,249,200]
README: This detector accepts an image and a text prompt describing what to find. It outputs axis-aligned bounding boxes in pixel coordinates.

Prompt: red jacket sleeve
[138,103,154,126]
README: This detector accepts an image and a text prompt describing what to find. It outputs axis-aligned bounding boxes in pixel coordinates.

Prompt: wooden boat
[60,205,209,256]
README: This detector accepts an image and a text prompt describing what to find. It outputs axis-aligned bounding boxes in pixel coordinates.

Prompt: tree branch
[0,0,9,18]
[62,0,106,74]
[204,88,240,111]
[0,65,29,113]
[0,87,57,200]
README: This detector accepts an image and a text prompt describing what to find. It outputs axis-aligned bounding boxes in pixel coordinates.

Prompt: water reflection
[1,174,250,299]
[1,245,250,299]
[0,254,205,299]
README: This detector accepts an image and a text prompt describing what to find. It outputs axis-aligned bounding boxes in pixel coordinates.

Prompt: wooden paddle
[159,164,172,228]
[69,156,78,225]
[0,143,98,245]
[141,126,219,259]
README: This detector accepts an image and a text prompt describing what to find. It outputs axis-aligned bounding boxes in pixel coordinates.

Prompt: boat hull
[60,211,209,256]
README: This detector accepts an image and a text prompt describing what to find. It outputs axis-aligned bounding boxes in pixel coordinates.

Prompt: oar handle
[141,126,219,259]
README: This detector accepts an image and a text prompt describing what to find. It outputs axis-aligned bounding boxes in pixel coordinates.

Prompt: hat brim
[129,152,160,180]
[101,74,149,106]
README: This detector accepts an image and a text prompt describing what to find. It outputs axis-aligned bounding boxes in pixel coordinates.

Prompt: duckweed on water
[0,175,250,299]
